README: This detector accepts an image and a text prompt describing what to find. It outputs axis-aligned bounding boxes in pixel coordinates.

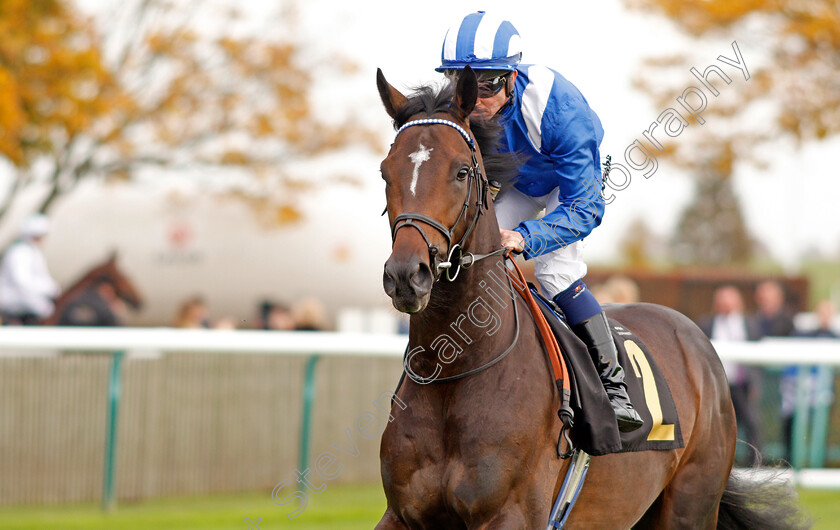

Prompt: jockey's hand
[500,229,525,254]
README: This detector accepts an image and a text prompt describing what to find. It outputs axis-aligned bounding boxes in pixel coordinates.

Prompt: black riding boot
[571,312,644,433]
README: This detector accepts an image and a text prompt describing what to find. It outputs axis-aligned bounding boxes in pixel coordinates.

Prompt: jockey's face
[473,71,517,118]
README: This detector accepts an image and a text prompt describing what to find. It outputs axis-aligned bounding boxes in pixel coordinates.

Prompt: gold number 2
[624,340,675,442]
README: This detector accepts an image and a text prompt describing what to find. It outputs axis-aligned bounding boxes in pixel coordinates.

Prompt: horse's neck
[55,268,101,306]
[407,217,519,379]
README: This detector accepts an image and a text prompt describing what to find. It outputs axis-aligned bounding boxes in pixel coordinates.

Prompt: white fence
[0,327,838,510]
[0,326,837,363]
[0,327,408,357]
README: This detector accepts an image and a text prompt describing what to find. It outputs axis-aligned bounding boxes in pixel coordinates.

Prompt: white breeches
[494,186,587,298]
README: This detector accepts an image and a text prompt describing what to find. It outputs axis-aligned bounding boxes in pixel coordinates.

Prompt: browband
[395,118,475,150]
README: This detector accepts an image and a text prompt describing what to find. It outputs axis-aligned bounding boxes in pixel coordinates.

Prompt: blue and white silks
[498,64,605,260]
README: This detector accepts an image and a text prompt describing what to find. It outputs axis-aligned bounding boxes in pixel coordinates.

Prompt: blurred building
[2,181,395,327]
[586,267,809,321]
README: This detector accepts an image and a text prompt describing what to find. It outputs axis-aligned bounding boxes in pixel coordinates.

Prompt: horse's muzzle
[383,255,433,313]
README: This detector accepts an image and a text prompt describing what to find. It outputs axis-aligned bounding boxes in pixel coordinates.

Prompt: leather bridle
[384,120,574,446]
[388,118,502,282]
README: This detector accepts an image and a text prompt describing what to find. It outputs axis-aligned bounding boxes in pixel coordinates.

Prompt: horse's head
[95,252,144,310]
[377,67,487,313]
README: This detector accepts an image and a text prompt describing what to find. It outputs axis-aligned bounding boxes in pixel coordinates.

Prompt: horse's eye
[456,168,470,181]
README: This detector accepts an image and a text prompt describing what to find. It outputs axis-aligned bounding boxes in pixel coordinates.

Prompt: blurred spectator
[698,285,763,465]
[753,280,798,464]
[0,214,61,325]
[292,296,327,331]
[780,300,838,463]
[797,300,839,339]
[258,300,295,330]
[57,278,123,326]
[173,296,210,328]
[212,316,237,330]
[754,280,795,338]
[599,276,640,304]
[589,283,611,303]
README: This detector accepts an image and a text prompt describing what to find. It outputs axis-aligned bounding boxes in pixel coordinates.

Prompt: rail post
[102,350,124,511]
[808,366,833,468]
[299,355,320,473]
[791,365,812,469]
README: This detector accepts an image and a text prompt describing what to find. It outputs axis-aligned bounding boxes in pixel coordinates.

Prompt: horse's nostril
[383,257,432,301]
[383,267,397,298]
[410,261,433,293]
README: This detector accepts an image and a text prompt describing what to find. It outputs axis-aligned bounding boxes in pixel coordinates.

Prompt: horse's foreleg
[375,508,410,530]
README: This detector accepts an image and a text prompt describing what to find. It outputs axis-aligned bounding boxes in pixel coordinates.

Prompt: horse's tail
[716,471,811,530]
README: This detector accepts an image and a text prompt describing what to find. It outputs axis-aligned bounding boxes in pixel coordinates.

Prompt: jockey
[0,213,60,325]
[437,12,643,432]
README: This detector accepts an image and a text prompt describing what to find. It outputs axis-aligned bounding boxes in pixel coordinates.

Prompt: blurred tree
[628,0,840,144]
[0,0,376,229]
[625,0,839,265]
[619,216,666,269]
[668,144,758,265]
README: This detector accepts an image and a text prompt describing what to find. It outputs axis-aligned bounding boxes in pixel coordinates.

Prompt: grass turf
[0,485,386,530]
[799,489,840,529]
[0,485,837,529]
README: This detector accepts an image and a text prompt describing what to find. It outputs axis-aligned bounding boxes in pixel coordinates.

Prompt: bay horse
[42,252,143,325]
[374,67,807,529]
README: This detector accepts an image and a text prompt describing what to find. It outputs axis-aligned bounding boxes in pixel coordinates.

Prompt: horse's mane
[390,82,520,186]
[54,260,112,304]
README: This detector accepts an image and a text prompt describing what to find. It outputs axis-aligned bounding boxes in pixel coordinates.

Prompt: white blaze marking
[408,143,433,196]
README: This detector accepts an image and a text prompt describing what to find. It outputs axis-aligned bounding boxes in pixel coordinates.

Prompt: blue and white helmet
[436,11,522,73]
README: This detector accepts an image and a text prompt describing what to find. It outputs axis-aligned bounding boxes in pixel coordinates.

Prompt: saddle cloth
[532,289,684,456]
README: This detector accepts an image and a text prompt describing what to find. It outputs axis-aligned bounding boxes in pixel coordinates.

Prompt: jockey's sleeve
[513,95,605,260]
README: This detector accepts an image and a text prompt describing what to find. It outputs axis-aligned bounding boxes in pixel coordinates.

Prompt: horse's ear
[453,65,478,119]
[107,250,117,263]
[377,68,408,120]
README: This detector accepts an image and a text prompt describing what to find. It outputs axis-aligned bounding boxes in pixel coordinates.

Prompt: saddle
[527,286,684,456]
[392,256,683,457]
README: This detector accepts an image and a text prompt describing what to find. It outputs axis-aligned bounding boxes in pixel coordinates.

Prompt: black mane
[391,82,520,186]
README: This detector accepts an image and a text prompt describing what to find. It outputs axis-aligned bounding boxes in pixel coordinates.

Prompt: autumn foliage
[0,0,376,227]
[0,1,118,177]
[624,0,839,265]
[629,0,840,142]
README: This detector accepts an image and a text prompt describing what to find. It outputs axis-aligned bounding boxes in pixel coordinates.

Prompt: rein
[403,251,571,398]
[402,250,576,456]
[404,253,521,385]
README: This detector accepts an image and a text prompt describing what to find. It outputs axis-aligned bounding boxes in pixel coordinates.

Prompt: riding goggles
[443,69,510,99]
[477,75,507,98]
